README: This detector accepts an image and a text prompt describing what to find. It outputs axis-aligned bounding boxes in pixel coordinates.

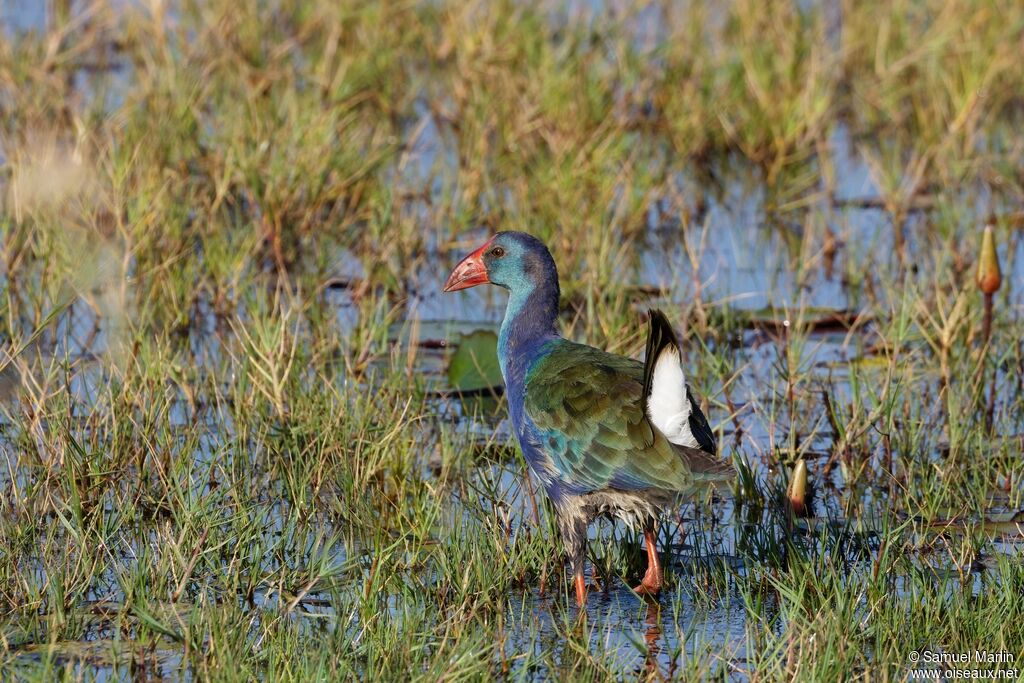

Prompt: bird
[443,231,733,605]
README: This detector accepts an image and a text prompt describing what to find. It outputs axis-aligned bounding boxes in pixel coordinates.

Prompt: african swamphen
[444,231,733,605]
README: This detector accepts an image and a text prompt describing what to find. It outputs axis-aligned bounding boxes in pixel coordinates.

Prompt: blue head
[444,231,562,379]
[443,231,559,296]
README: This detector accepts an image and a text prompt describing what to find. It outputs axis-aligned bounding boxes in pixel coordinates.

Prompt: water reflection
[641,600,664,680]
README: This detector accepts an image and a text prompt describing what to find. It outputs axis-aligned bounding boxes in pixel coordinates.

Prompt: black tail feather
[686,387,718,455]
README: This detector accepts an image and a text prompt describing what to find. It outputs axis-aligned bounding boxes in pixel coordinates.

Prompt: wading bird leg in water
[634,527,663,596]
[574,568,587,606]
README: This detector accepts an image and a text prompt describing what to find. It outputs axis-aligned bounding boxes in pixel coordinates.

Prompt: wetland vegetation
[0,0,1022,680]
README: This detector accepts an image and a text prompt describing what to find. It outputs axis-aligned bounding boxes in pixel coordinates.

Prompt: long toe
[632,580,662,597]
[633,567,664,597]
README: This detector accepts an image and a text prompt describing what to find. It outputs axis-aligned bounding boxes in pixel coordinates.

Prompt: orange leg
[633,528,663,597]
[574,569,588,606]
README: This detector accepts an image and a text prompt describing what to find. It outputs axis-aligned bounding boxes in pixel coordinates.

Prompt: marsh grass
[0,0,1022,680]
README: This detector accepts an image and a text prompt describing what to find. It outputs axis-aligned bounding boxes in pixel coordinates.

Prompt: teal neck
[497,274,560,388]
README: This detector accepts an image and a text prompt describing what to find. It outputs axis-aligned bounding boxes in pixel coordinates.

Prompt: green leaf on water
[447,330,502,393]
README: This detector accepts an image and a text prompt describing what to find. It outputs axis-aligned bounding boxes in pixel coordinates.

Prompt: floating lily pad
[745,307,871,333]
[926,510,1024,538]
[389,320,500,350]
[447,330,502,394]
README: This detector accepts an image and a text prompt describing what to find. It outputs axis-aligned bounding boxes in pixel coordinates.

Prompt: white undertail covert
[645,345,699,448]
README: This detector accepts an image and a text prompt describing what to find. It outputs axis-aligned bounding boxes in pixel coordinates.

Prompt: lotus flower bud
[788,459,808,517]
[977,225,1001,295]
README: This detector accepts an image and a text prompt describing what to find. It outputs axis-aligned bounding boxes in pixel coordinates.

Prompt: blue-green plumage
[444,231,733,604]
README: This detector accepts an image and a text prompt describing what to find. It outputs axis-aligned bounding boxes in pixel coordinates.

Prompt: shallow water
[1,2,1022,680]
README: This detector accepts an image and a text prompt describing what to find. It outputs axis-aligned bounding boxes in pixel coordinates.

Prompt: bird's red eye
[490,247,505,257]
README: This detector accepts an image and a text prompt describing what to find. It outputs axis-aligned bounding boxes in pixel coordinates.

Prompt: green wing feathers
[524,339,729,494]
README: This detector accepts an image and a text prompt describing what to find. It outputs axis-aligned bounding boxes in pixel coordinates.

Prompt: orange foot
[632,572,663,597]
[633,528,663,597]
